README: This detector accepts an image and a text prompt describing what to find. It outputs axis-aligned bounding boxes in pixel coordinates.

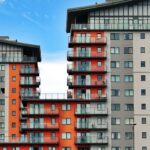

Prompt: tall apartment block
[0,0,149,150]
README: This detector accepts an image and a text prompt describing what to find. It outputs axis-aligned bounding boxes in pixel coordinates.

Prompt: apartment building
[0,0,149,150]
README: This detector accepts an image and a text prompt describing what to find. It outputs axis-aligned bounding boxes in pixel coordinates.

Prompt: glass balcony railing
[0,56,37,63]
[20,68,39,74]
[67,51,107,59]
[21,108,59,115]
[67,79,107,87]
[76,136,108,144]
[76,122,108,129]
[69,36,106,44]
[0,137,59,144]
[20,92,40,99]
[71,23,150,31]
[21,123,59,130]
[67,65,107,73]
[75,108,108,115]
[20,80,40,86]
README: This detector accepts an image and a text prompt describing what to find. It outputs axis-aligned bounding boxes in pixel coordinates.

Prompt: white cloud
[0,0,5,4]
[39,60,67,94]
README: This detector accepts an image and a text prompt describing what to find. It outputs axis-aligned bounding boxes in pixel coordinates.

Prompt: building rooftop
[0,36,41,61]
[66,0,137,32]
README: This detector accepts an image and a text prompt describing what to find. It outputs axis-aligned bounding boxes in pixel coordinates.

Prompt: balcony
[76,136,108,145]
[21,108,59,116]
[71,23,150,31]
[20,80,41,87]
[20,92,40,100]
[67,79,107,88]
[67,65,107,74]
[75,108,108,116]
[20,123,59,131]
[0,56,37,63]
[76,123,108,130]
[68,36,106,47]
[0,137,59,145]
[20,68,39,75]
[67,51,107,61]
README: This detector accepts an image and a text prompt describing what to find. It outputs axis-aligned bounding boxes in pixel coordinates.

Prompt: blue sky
[0,0,104,93]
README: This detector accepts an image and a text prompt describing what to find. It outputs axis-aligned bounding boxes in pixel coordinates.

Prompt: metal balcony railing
[76,136,108,144]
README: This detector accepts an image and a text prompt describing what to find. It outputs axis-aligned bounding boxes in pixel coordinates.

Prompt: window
[141,75,146,81]
[112,147,120,150]
[49,147,56,150]
[12,111,16,116]
[111,75,120,82]
[62,132,71,139]
[12,147,19,150]
[111,118,120,125]
[142,132,147,139]
[124,104,134,111]
[125,118,134,125]
[2,147,7,150]
[97,48,102,53]
[62,118,71,125]
[111,47,120,54]
[124,89,134,96]
[0,99,4,105]
[140,33,145,39]
[51,118,56,125]
[124,47,133,54]
[111,89,120,96]
[141,104,146,110]
[12,88,16,93]
[142,146,147,150]
[111,104,120,111]
[12,65,16,70]
[62,147,71,150]
[0,76,4,82]
[141,61,146,67]
[97,75,102,81]
[12,76,16,81]
[141,89,146,96]
[125,147,133,150]
[12,122,16,128]
[125,132,133,140]
[12,134,16,139]
[124,33,133,40]
[12,99,16,104]
[142,118,146,124]
[97,62,102,67]
[0,134,4,140]
[124,61,133,68]
[62,104,71,111]
[0,111,4,117]
[112,132,121,139]
[124,75,133,82]
[0,122,4,128]
[0,65,5,71]
[140,47,145,53]
[111,61,120,68]
[110,33,120,40]
[0,88,5,94]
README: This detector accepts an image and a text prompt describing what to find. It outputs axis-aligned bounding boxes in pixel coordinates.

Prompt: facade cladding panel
[0,0,150,150]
